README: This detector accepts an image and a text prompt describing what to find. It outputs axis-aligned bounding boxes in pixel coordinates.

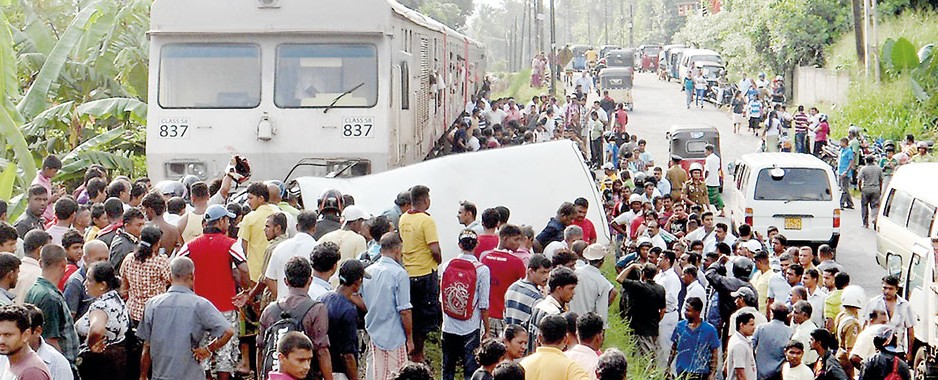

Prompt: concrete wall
[793,66,851,106]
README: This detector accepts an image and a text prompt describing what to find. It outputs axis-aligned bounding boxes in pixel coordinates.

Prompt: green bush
[830,77,934,139]
[827,11,938,72]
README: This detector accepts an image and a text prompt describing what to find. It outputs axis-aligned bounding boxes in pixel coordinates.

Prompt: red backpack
[884,356,903,380]
[441,258,483,320]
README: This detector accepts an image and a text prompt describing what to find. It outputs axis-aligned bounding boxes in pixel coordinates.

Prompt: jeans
[813,140,827,157]
[442,330,481,380]
[695,88,705,106]
[685,90,693,108]
[795,132,806,153]
[861,190,881,226]
[591,137,604,166]
[839,174,854,208]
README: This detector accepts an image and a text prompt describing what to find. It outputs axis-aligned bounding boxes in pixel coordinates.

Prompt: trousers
[442,330,481,380]
[839,174,854,208]
[861,189,880,226]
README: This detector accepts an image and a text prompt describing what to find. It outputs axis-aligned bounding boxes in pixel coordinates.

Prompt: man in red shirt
[613,103,629,137]
[473,208,501,257]
[480,224,526,338]
[570,198,597,244]
[177,204,253,379]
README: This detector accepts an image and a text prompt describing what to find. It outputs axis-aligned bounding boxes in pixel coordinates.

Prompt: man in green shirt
[25,244,80,370]
[878,146,899,191]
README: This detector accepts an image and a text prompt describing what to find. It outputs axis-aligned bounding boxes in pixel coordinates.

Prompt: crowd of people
[0,67,927,380]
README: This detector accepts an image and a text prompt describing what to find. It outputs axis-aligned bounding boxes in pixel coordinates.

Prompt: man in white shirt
[726,312,758,380]
[575,72,593,95]
[318,205,369,261]
[654,250,681,367]
[263,210,318,298]
[307,242,340,300]
[564,312,605,376]
[543,225,583,260]
[703,144,723,214]
[569,244,617,325]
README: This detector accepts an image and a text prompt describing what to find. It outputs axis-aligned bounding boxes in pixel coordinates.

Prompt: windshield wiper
[323,82,365,114]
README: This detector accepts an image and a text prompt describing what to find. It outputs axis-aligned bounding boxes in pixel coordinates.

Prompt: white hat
[341,205,371,223]
[743,239,763,253]
[628,194,643,204]
[602,162,615,171]
[841,285,867,309]
[583,244,607,261]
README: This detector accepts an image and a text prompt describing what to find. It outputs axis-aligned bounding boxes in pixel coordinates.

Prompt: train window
[401,62,410,110]
[275,44,378,108]
[158,44,261,109]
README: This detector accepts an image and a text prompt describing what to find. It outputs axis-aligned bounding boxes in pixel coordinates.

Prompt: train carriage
[146,0,486,181]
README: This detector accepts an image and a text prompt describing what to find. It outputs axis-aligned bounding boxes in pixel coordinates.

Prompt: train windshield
[275,44,378,108]
[159,44,261,109]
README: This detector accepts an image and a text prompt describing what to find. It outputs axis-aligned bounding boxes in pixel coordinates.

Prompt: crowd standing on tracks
[0,67,931,380]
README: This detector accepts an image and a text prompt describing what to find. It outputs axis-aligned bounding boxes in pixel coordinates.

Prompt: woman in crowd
[76,261,131,378]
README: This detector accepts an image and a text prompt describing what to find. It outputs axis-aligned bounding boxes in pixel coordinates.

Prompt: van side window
[908,253,926,292]
[885,190,914,227]
[908,199,936,237]
[734,164,745,190]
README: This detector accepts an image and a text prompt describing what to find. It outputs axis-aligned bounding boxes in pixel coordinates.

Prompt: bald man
[267,183,298,237]
[63,240,110,319]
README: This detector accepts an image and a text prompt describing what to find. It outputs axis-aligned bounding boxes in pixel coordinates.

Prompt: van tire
[914,345,938,380]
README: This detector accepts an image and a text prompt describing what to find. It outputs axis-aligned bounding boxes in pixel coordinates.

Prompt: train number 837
[342,123,374,138]
[158,124,189,138]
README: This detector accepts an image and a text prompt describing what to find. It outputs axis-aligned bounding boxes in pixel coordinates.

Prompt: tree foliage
[0,0,150,217]
[401,0,475,29]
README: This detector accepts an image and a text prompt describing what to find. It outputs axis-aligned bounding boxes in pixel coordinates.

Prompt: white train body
[146,0,486,181]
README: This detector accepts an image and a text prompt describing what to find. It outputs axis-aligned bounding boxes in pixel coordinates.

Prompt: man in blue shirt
[362,232,413,380]
[753,302,794,380]
[837,137,855,209]
[668,296,720,379]
[321,259,370,380]
[439,230,490,380]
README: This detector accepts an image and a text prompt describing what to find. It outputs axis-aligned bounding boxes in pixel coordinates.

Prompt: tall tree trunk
[852,0,865,64]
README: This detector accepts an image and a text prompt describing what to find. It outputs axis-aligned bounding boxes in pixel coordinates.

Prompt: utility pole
[872,0,880,81]
[863,0,870,77]
[629,2,634,50]
[549,0,557,96]
[852,0,865,64]
[604,0,609,45]
[534,0,543,54]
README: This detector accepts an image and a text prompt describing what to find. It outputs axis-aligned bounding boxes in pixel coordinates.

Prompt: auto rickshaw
[598,67,633,111]
[666,124,723,189]
[604,49,635,68]
[599,45,621,59]
[571,45,589,71]
[638,44,662,72]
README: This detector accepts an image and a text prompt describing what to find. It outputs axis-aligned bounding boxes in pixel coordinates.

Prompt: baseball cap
[731,287,757,303]
[602,162,614,171]
[338,259,370,285]
[583,244,606,261]
[628,194,643,204]
[204,204,236,222]
[342,205,371,224]
[637,237,653,248]
[743,239,763,253]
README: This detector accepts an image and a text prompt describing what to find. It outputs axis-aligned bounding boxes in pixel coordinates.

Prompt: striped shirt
[793,112,810,133]
[503,279,543,327]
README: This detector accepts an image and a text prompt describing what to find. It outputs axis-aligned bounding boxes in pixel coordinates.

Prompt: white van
[678,48,723,78]
[728,153,840,247]
[875,163,938,273]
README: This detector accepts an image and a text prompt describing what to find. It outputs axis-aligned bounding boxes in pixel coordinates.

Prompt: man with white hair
[63,240,110,319]
[543,225,583,259]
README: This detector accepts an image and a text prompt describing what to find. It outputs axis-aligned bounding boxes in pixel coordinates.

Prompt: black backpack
[261,299,318,378]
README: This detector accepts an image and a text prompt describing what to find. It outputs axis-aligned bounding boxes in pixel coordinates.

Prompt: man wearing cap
[382,191,411,230]
[727,287,767,337]
[177,204,253,378]
[319,205,369,262]
[666,156,688,200]
[569,244,617,324]
[859,327,912,379]
[682,163,710,209]
[611,195,643,240]
[440,229,490,379]
[321,260,371,380]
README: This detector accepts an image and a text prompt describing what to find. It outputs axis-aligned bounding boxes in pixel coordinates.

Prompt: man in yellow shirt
[521,314,591,380]
[397,185,441,363]
[239,182,278,281]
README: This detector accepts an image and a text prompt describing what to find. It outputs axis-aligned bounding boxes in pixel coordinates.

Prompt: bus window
[275,44,378,108]
[159,44,261,109]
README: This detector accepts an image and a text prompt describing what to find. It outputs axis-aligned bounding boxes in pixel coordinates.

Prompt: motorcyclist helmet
[758,72,766,78]
[818,114,828,122]
[689,163,704,173]
[775,75,783,81]
[318,189,344,214]
[156,180,186,199]
[918,141,929,149]
[873,326,900,353]
[732,256,754,280]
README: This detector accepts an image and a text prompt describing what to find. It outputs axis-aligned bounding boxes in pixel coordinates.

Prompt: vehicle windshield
[159,44,261,109]
[690,54,723,65]
[753,168,832,201]
[644,47,661,55]
[606,53,633,66]
[275,44,378,108]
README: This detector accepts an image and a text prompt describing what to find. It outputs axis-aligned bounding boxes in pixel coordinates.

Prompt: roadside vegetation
[0,1,150,218]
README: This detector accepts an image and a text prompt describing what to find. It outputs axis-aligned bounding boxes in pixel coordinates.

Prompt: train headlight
[164,161,208,180]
